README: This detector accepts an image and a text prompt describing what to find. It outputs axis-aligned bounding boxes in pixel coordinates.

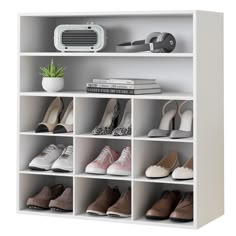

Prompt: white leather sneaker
[52,146,73,172]
[29,144,65,171]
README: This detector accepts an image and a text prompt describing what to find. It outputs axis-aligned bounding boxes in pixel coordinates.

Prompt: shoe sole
[172,177,193,181]
[50,207,72,212]
[146,175,170,179]
[85,167,106,175]
[146,215,169,220]
[28,205,49,210]
[52,168,73,173]
[86,210,106,216]
[107,169,131,176]
[169,217,193,222]
[106,211,131,218]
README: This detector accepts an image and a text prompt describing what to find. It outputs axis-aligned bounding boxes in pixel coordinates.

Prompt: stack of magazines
[86,78,162,95]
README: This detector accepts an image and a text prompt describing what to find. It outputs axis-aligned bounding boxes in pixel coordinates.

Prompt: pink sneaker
[107,146,131,176]
[85,146,120,174]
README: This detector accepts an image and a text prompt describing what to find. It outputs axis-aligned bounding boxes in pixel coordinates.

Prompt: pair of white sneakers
[29,144,73,172]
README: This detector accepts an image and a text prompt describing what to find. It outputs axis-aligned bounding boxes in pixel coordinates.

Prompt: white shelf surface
[20,169,74,177]
[76,133,131,140]
[77,213,131,223]
[19,209,73,217]
[20,52,194,58]
[20,131,74,137]
[76,173,131,181]
[19,10,195,17]
[134,176,194,185]
[134,136,193,143]
[20,91,193,100]
[135,217,194,229]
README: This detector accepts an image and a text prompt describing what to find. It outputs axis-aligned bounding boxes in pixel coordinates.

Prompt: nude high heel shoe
[92,98,120,135]
[148,100,178,137]
[170,101,193,139]
[112,100,131,136]
[35,97,63,133]
[53,100,73,133]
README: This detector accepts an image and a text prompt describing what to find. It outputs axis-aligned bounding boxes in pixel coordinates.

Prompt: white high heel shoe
[53,100,73,133]
[35,97,63,133]
[170,101,193,139]
[112,100,131,136]
[148,100,178,137]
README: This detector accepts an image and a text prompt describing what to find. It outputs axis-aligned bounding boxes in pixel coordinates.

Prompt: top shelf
[19,52,193,58]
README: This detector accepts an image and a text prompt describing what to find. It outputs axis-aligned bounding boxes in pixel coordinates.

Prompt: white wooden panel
[194,11,224,228]
[20,57,193,93]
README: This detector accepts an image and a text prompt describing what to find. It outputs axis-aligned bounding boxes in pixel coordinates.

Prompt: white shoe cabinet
[17,11,224,229]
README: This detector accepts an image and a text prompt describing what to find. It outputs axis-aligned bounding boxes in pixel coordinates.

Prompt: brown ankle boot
[27,184,64,210]
[49,187,73,212]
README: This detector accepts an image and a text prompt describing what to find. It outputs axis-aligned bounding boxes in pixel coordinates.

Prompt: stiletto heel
[92,98,120,135]
[148,100,178,137]
[170,101,193,139]
[35,97,63,133]
[112,100,131,136]
[53,100,73,133]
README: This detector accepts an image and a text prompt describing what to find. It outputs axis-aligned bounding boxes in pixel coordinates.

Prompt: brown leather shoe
[146,190,181,220]
[170,192,193,222]
[49,187,73,212]
[86,186,120,216]
[27,184,64,210]
[107,187,131,218]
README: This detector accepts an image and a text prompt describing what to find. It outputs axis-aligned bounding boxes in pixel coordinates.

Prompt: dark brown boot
[170,192,193,222]
[146,190,181,220]
[49,187,73,212]
[27,184,64,210]
[107,187,131,218]
[86,186,120,216]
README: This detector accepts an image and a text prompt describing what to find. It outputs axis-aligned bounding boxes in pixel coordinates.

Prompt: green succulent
[40,58,65,78]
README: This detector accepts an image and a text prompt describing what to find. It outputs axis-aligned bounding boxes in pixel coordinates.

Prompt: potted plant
[40,58,65,92]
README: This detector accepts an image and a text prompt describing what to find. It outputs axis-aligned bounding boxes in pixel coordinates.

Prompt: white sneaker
[29,144,65,171]
[52,146,73,172]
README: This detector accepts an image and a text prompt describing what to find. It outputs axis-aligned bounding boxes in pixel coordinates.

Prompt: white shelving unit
[17,11,224,229]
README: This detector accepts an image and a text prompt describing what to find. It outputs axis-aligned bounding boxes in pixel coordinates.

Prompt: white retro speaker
[54,24,106,52]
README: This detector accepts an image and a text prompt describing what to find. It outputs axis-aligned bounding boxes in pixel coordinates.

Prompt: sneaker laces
[96,148,112,163]
[117,149,130,163]
[41,145,56,156]
[61,146,73,157]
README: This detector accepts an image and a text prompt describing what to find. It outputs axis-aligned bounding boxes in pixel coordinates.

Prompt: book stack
[86,78,162,95]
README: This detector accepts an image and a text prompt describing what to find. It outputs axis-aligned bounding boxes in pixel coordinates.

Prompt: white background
[0,0,232,235]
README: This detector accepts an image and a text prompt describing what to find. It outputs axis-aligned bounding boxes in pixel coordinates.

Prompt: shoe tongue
[161,191,170,199]
[48,144,57,149]
[57,144,65,150]
[41,186,51,195]
[104,145,111,151]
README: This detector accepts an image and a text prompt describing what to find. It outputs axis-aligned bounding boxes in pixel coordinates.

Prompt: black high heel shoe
[92,98,120,135]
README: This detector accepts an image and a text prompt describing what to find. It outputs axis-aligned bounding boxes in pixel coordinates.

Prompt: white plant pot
[42,77,64,92]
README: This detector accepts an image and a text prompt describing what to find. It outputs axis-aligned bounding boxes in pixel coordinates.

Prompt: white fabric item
[145,165,170,178]
[29,144,65,170]
[172,167,193,180]
[51,145,73,172]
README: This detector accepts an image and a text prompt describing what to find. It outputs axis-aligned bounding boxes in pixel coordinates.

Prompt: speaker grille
[61,30,98,47]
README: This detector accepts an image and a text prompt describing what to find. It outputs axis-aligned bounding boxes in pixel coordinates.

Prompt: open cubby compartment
[20,96,74,134]
[75,137,131,177]
[74,177,131,220]
[133,140,193,183]
[18,174,73,215]
[20,56,193,93]
[133,181,193,228]
[20,14,193,53]
[133,99,193,138]
[75,97,131,136]
[19,135,73,173]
